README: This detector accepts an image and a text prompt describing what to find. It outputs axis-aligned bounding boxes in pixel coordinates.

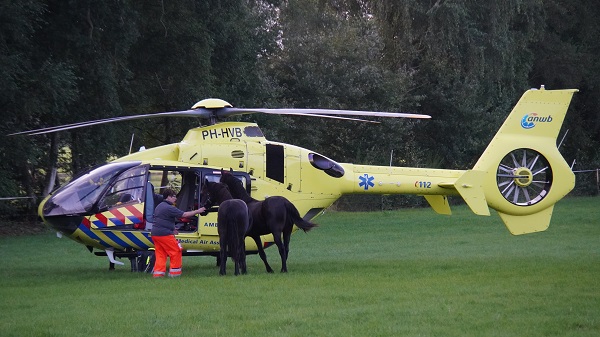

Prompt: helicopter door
[284,145,302,192]
[265,144,302,192]
[147,168,201,233]
[91,164,149,230]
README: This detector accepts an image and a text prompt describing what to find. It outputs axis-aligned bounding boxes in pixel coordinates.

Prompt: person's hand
[199,207,208,216]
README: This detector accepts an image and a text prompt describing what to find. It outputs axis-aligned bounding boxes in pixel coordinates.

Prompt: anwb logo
[521,113,553,129]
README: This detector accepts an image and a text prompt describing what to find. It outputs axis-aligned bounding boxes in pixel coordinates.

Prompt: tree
[530,0,600,194]
[2,1,280,207]
[124,0,280,149]
[266,0,421,165]
[0,1,78,213]
[371,1,546,168]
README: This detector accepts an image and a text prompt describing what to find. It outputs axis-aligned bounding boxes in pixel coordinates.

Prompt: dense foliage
[1,0,599,215]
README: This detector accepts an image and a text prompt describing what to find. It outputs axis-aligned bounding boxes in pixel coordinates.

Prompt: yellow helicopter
[11,86,577,269]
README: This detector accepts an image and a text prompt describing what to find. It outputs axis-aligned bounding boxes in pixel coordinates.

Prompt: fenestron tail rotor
[496,148,553,206]
[8,98,431,136]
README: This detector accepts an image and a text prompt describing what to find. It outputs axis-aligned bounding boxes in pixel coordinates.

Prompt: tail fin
[473,87,577,234]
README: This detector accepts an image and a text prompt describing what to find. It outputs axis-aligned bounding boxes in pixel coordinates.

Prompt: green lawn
[1,196,598,337]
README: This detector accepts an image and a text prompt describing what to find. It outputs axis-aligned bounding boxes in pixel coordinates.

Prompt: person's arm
[181,207,205,218]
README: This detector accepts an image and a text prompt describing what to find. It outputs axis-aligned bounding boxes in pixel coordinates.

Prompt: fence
[572,168,600,196]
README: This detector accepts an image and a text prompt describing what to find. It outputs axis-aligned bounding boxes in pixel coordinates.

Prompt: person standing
[151,188,205,278]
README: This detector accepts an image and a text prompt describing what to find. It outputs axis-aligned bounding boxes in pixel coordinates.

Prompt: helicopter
[10,86,577,270]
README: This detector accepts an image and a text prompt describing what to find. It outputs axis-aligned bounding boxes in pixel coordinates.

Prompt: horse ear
[229,167,233,173]
[204,178,209,186]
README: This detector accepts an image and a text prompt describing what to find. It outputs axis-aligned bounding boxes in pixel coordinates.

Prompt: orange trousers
[152,235,182,278]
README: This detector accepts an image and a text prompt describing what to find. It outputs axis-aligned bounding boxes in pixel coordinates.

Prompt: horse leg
[232,241,239,276]
[251,235,274,273]
[272,230,288,273]
[219,248,227,275]
[234,244,246,276]
[282,224,293,264]
[218,232,227,275]
[234,255,240,276]
[240,247,247,275]
[238,234,247,275]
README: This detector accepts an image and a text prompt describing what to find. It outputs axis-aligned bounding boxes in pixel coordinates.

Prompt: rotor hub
[513,167,533,187]
[191,98,232,109]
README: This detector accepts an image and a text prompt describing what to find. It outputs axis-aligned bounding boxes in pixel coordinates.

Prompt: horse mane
[205,181,234,204]
[220,171,255,203]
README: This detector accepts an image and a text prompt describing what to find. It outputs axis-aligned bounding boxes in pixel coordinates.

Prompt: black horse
[220,169,318,273]
[200,181,250,276]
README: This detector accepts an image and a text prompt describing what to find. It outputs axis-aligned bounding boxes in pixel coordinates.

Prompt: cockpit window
[43,161,142,216]
[97,166,148,211]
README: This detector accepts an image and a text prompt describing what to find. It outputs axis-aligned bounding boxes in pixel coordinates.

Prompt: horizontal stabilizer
[424,195,452,215]
[453,170,490,216]
[498,206,554,235]
[438,170,490,216]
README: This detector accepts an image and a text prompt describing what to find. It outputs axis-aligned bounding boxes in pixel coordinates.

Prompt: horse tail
[226,211,237,258]
[284,200,318,232]
[230,200,249,261]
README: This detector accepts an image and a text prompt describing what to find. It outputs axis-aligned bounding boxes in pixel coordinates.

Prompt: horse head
[220,168,254,202]
[200,179,234,208]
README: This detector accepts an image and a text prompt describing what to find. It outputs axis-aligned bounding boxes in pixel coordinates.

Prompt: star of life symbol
[358,174,375,191]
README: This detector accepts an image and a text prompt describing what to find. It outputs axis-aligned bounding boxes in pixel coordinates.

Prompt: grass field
[1,196,599,337]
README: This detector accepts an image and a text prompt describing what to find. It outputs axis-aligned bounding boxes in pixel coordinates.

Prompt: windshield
[43,161,142,216]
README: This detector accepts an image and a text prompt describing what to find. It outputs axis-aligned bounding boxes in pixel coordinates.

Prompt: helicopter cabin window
[266,144,285,183]
[98,165,148,211]
[147,169,200,210]
[203,171,249,192]
[42,161,141,216]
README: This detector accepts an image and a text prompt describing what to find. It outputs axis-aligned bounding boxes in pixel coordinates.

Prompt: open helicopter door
[147,167,202,233]
[87,164,149,231]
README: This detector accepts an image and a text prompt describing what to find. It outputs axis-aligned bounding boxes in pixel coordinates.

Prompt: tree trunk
[43,133,59,196]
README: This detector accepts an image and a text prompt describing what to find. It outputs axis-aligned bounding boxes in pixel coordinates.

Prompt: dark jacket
[151,200,184,237]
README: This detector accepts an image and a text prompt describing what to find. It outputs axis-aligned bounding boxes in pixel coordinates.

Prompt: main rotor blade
[8,102,429,136]
[8,109,214,136]
[271,112,380,123]
[227,107,431,119]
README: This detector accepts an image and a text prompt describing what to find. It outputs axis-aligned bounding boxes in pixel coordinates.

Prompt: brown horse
[200,181,250,276]
[220,169,317,273]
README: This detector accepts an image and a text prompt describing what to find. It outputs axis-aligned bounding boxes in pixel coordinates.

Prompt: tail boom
[336,87,577,235]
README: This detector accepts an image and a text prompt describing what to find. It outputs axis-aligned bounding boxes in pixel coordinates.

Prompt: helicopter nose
[38,195,84,236]
[37,161,144,237]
